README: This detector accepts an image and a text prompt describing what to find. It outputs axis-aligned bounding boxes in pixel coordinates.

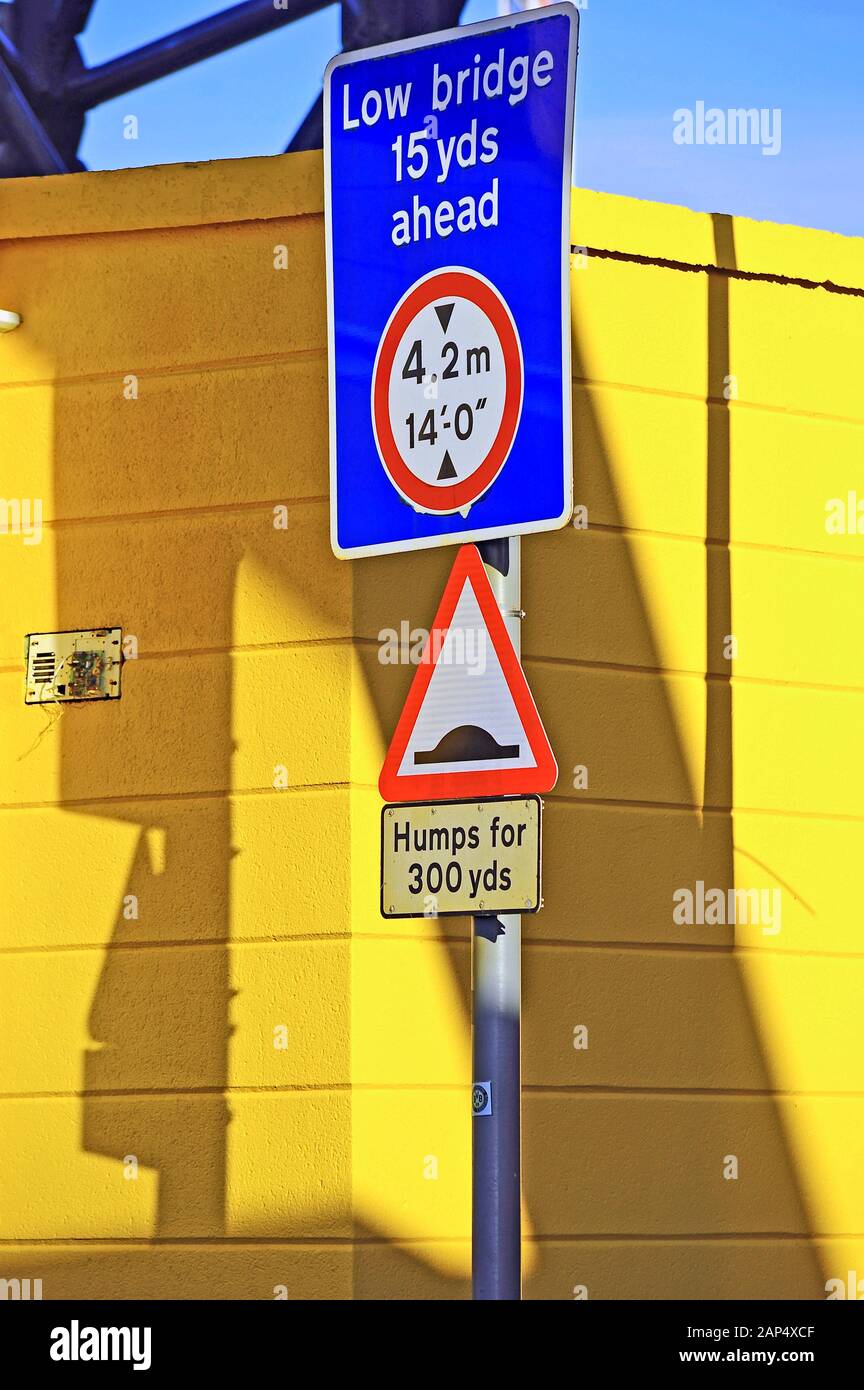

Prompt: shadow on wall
[347,215,827,1298]
[61,563,236,1240]
[24,212,825,1299]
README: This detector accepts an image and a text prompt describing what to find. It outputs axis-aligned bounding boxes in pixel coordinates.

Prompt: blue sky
[78,0,863,236]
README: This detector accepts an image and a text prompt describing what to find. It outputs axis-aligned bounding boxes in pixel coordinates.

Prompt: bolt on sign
[325,4,579,557]
[381,796,542,918]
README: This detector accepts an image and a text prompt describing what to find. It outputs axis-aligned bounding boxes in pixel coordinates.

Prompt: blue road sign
[324,3,578,558]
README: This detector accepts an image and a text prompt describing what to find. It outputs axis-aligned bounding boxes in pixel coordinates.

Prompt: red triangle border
[378,545,558,803]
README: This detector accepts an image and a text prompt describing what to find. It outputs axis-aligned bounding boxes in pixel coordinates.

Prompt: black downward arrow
[437,450,457,480]
[434,302,454,334]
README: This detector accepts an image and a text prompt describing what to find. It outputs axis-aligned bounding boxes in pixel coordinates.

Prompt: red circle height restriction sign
[371,267,524,515]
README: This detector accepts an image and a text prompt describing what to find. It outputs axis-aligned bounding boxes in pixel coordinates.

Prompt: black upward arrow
[437,450,457,480]
[434,303,454,334]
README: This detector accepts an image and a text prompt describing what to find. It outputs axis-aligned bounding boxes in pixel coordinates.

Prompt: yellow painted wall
[1,152,862,1300]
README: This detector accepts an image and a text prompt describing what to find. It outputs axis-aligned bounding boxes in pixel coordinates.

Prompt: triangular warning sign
[379,545,557,803]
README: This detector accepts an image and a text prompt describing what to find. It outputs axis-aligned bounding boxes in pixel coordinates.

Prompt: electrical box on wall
[25,628,123,705]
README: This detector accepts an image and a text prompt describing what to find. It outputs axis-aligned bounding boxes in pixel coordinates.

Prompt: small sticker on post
[473,1081,492,1117]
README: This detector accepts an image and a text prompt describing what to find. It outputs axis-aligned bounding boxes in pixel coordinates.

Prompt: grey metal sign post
[473,535,523,1300]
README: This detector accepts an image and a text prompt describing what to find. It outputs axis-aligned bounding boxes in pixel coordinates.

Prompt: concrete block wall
[0,152,861,1299]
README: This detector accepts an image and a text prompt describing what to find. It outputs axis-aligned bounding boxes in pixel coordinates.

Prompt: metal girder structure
[0,0,466,179]
[288,0,465,151]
